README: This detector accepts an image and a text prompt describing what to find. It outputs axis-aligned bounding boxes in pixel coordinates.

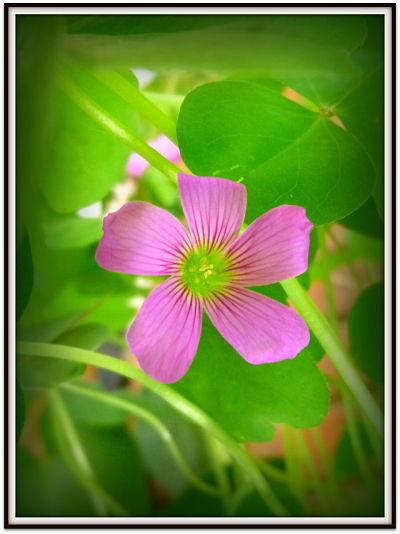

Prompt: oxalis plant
[16,14,385,519]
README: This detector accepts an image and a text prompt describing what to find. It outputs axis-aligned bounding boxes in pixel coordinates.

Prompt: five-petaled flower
[96,174,313,383]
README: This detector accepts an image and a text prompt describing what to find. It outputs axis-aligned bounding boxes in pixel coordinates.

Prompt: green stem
[281,424,304,504]
[143,91,185,107]
[255,458,287,484]
[62,382,220,497]
[203,433,231,509]
[93,72,178,144]
[310,427,341,505]
[280,278,383,437]
[317,226,338,330]
[17,341,288,516]
[59,73,180,183]
[48,389,128,516]
[293,429,329,513]
[328,228,364,290]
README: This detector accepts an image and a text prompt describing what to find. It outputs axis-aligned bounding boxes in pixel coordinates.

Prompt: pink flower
[126,135,181,178]
[96,174,312,383]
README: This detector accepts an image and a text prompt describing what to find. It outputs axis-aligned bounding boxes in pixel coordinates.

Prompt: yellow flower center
[180,247,231,298]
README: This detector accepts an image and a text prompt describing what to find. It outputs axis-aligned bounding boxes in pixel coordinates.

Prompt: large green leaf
[177,80,375,226]
[65,15,366,103]
[349,282,384,384]
[41,64,138,213]
[336,69,384,219]
[174,317,329,443]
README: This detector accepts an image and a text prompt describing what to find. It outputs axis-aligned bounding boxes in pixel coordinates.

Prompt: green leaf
[17,355,86,390]
[61,383,134,427]
[17,312,84,343]
[65,15,365,103]
[163,483,223,517]
[16,231,33,321]
[174,317,329,442]
[134,390,209,496]
[339,196,383,240]
[234,485,303,517]
[16,380,26,441]
[43,210,103,249]
[16,323,106,389]
[56,323,111,351]
[177,80,375,226]
[41,63,138,213]
[336,69,383,219]
[17,450,95,516]
[348,282,384,384]
[73,423,150,516]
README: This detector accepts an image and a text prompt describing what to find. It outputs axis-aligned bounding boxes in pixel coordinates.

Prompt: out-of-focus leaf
[65,16,366,103]
[174,317,329,443]
[334,421,383,516]
[16,380,25,441]
[17,355,86,390]
[43,211,103,249]
[134,390,209,497]
[17,312,83,343]
[234,485,304,517]
[56,323,111,350]
[339,197,383,240]
[16,231,33,321]
[163,482,223,517]
[16,322,107,389]
[338,16,384,218]
[349,282,384,384]
[73,423,150,516]
[42,63,138,213]
[16,450,95,516]
[62,384,135,427]
[177,80,375,226]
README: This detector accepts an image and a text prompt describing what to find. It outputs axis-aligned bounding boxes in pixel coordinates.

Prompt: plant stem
[292,429,329,514]
[328,228,364,290]
[62,382,220,497]
[203,432,231,509]
[317,226,338,330]
[144,91,185,107]
[48,389,128,516]
[93,72,178,144]
[281,424,305,505]
[280,278,383,437]
[17,342,288,516]
[255,458,287,484]
[310,427,341,506]
[59,73,180,184]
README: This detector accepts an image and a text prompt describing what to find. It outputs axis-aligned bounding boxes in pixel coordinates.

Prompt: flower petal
[178,173,246,250]
[228,205,313,286]
[204,287,309,364]
[127,277,203,383]
[96,201,191,276]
